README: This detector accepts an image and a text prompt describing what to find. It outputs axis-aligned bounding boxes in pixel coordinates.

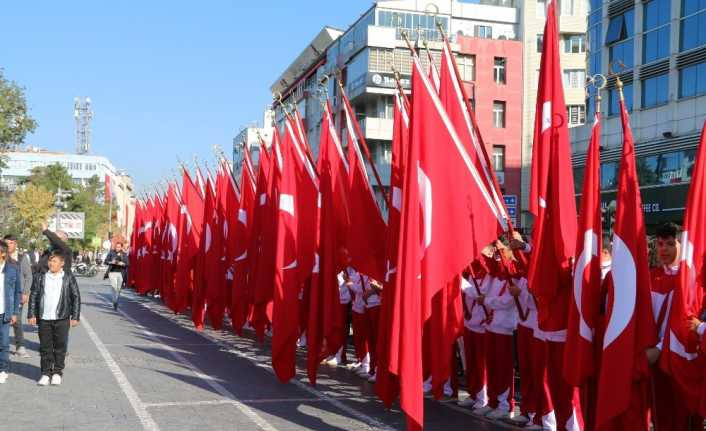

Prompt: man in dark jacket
[105,242,129,310]
[27,250,80,386]
[0,240,22,384]
[3,234,33,358]
[39,224,72,275]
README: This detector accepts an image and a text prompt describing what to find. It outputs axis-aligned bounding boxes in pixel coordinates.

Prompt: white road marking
[95,293,279,431]
[144,398,322,408]
[81,315,160,431]
[126,292,394,431]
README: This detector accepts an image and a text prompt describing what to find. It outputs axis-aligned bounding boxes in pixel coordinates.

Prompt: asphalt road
[2,276,518,431]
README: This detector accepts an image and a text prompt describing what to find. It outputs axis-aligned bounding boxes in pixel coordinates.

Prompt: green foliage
[67,175,109,249]
[0,69,37,152]
[24,163,74,194]
[10,183,54,241]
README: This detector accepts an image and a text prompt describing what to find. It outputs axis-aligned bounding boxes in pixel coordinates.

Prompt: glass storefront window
[601,162,619,190]
[637,155,660,185]
[377,10,449,41]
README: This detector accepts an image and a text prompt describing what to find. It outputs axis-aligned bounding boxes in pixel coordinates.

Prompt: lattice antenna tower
[73,97,93,154]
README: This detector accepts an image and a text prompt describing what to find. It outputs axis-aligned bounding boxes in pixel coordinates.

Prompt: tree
[10,184,54,240]
[24,163,74,194]
[0,69,37,157]
[68,175,108,249]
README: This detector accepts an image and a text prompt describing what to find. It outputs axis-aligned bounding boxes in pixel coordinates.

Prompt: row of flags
[128,1,706,428]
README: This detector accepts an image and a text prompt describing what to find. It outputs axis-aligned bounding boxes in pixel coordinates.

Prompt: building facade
[519,0,589,227]
[0,147,134,235]
[269,0,525,223]
[232,110,275,175]
[570,0,706,230]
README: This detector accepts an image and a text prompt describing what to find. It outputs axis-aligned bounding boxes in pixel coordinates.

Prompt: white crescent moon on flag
[603,234,637,349]
[574,229,598,342]
[418,163,432,251]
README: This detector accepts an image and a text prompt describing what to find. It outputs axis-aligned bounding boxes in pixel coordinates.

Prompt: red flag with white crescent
[564,110,602,386]
[596,93,657,427]
[660,120,706,413]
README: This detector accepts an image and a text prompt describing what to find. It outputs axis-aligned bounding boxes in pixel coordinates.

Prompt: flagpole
[336,80,391,208]
[273,93,318,171]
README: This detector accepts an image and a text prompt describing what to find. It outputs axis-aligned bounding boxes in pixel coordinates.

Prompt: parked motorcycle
[73,262,98,277]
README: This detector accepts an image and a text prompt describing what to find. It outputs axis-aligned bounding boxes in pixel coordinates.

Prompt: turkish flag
[135,198,154,294]
[439,39,510,231]
[251,131,279,339]
[376,91,408,406]
[219,161,240,326]
[660,120,706,414]
[150,193,165,296]
[595,94,657,428]
[528,0,577,335]
[341,92,387,282]
[231,149,257,335]
[192,176,216,330]
[391,54,508,430]
[564,110,603,386]
[173,169,198,314]
[160,183,180,312]
[307,103,350,385]
[270,123,301,382]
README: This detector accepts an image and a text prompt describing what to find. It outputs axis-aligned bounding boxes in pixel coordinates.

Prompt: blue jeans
[0,315,10,372]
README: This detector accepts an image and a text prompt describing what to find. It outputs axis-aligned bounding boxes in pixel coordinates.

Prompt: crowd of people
[278,224,704,430]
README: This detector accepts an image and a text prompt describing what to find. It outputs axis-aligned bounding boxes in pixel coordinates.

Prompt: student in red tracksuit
[478,246,518,420]
[458,259,489,410]
[364,278,381,383]
[347,267,371,377]
[511,233,584,430]
[325,273,352,366]
[647,223,703,430]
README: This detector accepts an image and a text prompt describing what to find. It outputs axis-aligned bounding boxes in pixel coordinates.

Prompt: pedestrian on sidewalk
[0,241,22,384]
[104,242,128,310]
[3,234,33,358]
[27,250,81,386]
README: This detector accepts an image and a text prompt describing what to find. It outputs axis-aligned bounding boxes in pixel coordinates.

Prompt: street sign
[48,212,85,239]
[503,195,518,227]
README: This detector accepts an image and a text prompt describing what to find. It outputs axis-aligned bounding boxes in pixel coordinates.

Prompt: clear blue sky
[1,1,371,192]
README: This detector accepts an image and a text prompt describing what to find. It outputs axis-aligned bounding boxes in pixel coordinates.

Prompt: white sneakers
[457,398,476,407]
[51,374,62,386]
[15,346,30,358]
[472,405,493,416]
[37,374,62,386]
[486,408,512,420]
[510,414,530,425]
[0,371,7,384]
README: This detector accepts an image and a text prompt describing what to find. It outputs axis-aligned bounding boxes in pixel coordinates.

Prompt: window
[369,47,394,73]
[609,38,634,69]
[680,0,706,51]
[658,152,686,184]
[494,58,506,84]
[492,146,505,172]
[475,25,492,39]
[564,34,586,53]
[537,34,544,52]
[560,0,575,16]
[563,69,586,88]
[493,101,506,128]
[567,105,586,126]
[537,0,547,19]
[601,162,619,190]
[377,10,450,42]
[457,54,476,81]
[643,0,671,63]
[609,82,634,114]
[641,73,669,108]
[679,60,706,98]
[573,166,585,194]
[637,155,660,186]
[605,9,634,68]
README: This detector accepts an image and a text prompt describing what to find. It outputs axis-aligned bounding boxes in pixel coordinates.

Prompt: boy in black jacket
[27,250,81,386]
